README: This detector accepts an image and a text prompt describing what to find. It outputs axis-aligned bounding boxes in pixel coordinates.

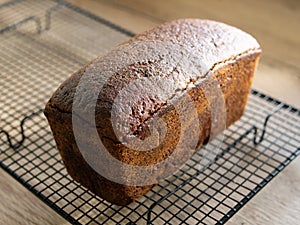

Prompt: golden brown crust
[44,19,261,205]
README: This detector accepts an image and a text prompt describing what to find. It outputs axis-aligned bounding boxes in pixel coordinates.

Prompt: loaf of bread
[44,19,261,205]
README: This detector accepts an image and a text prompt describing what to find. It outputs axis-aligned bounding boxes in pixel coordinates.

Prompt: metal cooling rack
[0,0,299,224]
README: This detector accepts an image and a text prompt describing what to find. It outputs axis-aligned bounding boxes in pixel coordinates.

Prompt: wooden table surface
[1,0,299,224]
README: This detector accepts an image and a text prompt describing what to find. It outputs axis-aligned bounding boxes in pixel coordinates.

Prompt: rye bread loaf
[44,19,261,205]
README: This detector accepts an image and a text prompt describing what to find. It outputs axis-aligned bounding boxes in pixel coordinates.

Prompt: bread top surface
[47,19,261,120]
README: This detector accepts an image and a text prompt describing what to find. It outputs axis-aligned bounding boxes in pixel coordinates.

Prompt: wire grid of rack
[0,0,299,224]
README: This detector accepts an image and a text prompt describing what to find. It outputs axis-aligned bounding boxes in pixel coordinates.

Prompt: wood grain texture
[0,170,68,225]
[253,59,300,108]
[227,158,300,225]
[65,0,159,33]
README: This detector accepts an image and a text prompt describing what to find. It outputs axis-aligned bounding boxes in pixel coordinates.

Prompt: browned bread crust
[44,19,261,205]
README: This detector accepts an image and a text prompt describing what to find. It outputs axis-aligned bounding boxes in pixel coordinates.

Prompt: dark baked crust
[44,19,261,205]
